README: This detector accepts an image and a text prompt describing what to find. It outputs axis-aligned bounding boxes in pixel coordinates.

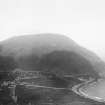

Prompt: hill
[0,33,104,78]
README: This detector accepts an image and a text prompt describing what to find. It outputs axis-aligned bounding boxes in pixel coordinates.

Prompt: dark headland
[0,33,105,105]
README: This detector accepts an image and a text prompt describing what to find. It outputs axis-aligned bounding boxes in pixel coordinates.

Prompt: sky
[0,0,105,60]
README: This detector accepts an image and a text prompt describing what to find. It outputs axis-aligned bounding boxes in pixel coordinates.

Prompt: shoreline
[72,78,105,103]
